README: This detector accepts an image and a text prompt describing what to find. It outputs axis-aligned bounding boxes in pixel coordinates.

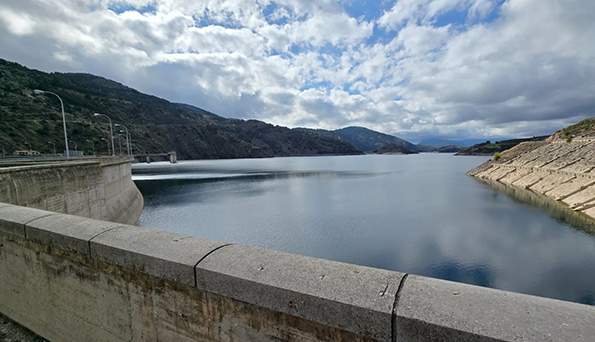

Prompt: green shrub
[493,152,501,161]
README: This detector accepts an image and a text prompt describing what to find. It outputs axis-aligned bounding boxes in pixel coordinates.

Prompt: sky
[1,0,594,142]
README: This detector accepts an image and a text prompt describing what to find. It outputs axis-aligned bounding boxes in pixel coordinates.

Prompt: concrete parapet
[1,203,594,341]
[90,225,227,286]
[196,244,404,341]
[396,275,595,342]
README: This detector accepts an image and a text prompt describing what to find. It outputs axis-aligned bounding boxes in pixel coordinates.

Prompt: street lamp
[69,140,78,156]
[34,90,69,159]
[114,124,131,156]
[93,113,114,156]
[48,141,56,155]
[25,142,32,153]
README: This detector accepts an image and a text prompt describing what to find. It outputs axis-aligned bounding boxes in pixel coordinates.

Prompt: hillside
[456,136,549,156]
[0,59,362,160]
[548,118,595,141]
[370,144,417,155]
[296,126,432,152]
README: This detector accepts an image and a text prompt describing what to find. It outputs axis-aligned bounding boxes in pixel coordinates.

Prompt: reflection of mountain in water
[478,179,595,236]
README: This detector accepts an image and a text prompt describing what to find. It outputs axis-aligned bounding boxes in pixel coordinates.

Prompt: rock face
[468,138,595,220]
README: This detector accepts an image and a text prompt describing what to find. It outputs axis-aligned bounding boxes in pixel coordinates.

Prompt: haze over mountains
[1,59,465,159]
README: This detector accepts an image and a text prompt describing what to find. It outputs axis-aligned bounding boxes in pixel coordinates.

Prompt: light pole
[86,140,95,155]
[115,124,131,156]
[93,113,114,156]
[25,142,32,153]
[34,90,69,158]
[48,141,56,155]
[69,140,78,156]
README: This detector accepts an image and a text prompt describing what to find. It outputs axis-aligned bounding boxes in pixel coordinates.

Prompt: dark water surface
[133,154,595,305]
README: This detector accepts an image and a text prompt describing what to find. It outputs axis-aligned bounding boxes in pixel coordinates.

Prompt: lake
[132,154,595,305]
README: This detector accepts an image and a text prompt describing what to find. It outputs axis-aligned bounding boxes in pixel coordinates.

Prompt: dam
[0,157,594,341]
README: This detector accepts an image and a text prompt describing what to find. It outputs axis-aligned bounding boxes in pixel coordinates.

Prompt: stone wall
[0,203,593,342]
[469,139,595,220]
[0,158,143,225]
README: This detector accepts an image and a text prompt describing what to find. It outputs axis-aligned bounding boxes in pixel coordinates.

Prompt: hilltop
[0,59,361,159]
[296,126,433,153]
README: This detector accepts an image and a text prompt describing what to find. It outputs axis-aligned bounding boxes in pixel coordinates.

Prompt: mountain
[296,126,432,152]
[0,59,362,159]
[417,138,485,148]
[456,136,549,155]
[371,144,417,155]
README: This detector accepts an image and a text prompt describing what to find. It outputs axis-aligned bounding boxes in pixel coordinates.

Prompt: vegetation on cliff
[548,118,595,141]
[0,59,362,159]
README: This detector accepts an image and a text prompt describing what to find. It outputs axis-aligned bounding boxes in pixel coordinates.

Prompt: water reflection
[133,155,595,305]
[477,178,595,236]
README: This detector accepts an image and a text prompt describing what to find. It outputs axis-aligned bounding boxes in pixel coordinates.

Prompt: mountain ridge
[0,59,362,159]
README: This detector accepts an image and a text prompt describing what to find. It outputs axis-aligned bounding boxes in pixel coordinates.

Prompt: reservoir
[132,154,595,305]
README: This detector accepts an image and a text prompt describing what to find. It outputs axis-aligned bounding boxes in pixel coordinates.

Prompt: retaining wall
[0,203,593,341]
[0,158,143,225]
[469,139,595,220]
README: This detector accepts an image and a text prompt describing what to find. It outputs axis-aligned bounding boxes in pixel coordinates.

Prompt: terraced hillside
[469,138,595,219]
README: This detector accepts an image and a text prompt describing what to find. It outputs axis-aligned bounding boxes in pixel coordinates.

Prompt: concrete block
[90,226,227,286]
[0,204,55,237]
[196,244,404,341]
[395,275,595,342]
[25,214,122,255]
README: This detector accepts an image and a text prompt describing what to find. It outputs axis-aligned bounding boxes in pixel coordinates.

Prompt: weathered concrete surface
[196,244,404,341]
[396,275,595,342]
[0,205,397,342]
[90,225,228,286]
[469,139,595,220]
[0,158,143,225]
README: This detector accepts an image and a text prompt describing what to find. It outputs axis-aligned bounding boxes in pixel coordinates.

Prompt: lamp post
[114,124,131,156]
[34,90,69,159]
[86,140,95,155]
[69,140,78,156]
[48,141,56,155]
[93,113,114,156]
[25,142,32,153]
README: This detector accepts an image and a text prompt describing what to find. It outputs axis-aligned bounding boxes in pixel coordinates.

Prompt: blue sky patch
[108,3,155,15]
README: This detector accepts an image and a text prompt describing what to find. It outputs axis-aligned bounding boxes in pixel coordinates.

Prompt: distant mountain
[0,59,362,159]
[457,136,549,155]
[371,144,417,155]
[296,126,431,152]
[417,138,486,148]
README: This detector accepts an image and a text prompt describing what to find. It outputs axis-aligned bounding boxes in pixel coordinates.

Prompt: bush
[493,152,501,161]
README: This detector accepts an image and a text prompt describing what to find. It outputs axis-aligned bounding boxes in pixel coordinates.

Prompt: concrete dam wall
[468,138,595,220]
[0,158,143,225]
[0,157,594,341]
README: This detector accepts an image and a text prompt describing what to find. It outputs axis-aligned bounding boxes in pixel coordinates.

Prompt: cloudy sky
[1,0,594,142]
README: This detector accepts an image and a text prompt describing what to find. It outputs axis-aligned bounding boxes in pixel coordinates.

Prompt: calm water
[132,154,595,305]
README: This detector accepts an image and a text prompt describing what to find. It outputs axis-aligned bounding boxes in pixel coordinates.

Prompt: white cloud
[0,0,594,141]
